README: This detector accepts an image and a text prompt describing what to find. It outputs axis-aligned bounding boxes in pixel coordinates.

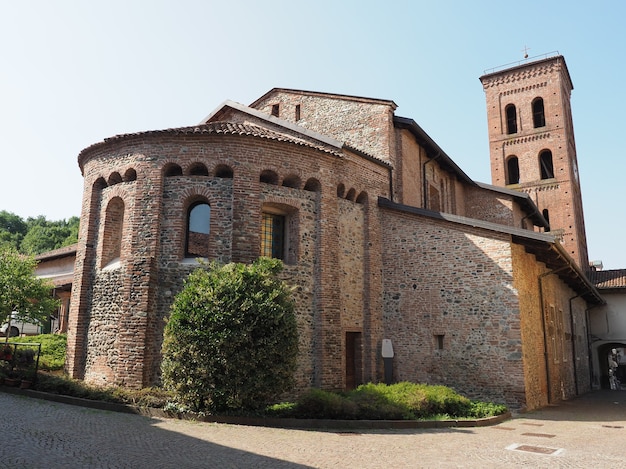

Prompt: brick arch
[108,172,123,185]
[162,162,183,177]
[187,161,209,176]
[260,169,279,185]
[337,183,346,198]
[345,188,357,201]
[93,177,108,191]
[123,168,137,182]
[304,177,321,192]
[213,164,234,178]
[356,191,368,204]
[100,196,125,268]
[282,173,302,189]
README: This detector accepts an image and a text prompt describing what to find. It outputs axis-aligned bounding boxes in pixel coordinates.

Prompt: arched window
[214,164,233,178]
[260,170,279,185]
[505,104,517,134]
[188,163,209,176]
[540,150,554,179]
[532,98,546,128]
[186,201,210,258]
[164,164,183,177]
[506,156,520,184]
[101,197,124,268]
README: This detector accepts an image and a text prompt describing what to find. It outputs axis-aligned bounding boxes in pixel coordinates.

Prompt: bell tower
[480,54,589,269]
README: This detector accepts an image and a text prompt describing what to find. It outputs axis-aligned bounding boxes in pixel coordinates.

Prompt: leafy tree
[0,247,59,342]
[21,216,80,255]
[161,258,299,413]
[0,211,28,251]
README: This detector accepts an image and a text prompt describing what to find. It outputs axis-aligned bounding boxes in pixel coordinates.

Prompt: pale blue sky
[1,1,624,267]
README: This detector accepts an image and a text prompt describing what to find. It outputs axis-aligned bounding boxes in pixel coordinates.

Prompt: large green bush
[9,333,67,371]
[161,258,299,413]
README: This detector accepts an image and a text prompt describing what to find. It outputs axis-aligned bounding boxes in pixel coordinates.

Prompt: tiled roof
[79,122,343,167]
[35,243,78,261]
[587,269,626,289]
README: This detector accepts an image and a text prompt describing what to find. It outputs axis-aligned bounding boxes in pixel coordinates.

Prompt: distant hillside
[0,210,79,255]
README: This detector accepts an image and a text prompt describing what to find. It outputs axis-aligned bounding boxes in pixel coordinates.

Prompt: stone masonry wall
[70,128,390,393]
[380,206,527,408]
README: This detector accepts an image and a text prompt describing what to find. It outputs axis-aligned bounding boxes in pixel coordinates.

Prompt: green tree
[161,258,299,413]
[0,247,59,342]
[0,211,28,251]
[21,216,80,254]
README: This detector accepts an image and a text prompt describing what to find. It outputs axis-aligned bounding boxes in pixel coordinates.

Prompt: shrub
[9,333,66,371]
[274,382,505,420]
[161,258,299,413]
[293,388,358,419]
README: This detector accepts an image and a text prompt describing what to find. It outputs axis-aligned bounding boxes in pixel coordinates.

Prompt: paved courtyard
[0,389,624,468]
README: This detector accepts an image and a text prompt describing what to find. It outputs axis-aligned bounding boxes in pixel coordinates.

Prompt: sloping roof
[588,269,626,290]
[393,116,475,185]
[78,121,343,170]
[35,243,78,262]
[474,182,550,229]
[202,100,392,168]
[249,88,398,110]
[378,197,604,304]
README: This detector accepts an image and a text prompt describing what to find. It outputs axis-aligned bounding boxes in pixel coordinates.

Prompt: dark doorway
[345,332,362,391]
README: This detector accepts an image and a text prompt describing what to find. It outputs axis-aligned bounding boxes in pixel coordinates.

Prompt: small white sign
[381,339,394,358]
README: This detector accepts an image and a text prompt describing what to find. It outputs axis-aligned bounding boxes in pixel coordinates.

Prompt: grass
[9,334,508,420]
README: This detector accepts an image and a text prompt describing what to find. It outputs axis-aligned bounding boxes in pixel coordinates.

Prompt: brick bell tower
[480,53,589,269]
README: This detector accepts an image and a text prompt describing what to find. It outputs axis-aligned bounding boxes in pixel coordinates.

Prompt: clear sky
[1,1,624,268]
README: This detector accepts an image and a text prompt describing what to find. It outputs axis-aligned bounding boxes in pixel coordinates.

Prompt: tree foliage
[0,211,79,255]
[161,258,299,413]
[0,247,60,336]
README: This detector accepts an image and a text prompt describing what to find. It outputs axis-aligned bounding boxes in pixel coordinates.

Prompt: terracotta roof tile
[79,122,343,167]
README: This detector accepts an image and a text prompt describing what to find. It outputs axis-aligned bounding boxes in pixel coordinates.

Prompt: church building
[63,53,610,411]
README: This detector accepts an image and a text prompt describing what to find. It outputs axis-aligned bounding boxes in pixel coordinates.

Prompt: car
[0,312,43,337]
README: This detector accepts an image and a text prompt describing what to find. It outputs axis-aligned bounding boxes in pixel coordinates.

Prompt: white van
[0,312,43,337]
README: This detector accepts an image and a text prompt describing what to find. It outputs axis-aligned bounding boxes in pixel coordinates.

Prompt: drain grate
[602,425,623,429]
[521,422,544,427]
[492,426,515,431]
[336,432,361,436]
[521,432,556,438]
[507,443,563,456]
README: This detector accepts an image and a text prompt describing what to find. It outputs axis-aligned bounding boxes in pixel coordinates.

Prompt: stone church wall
[380,207,528,408]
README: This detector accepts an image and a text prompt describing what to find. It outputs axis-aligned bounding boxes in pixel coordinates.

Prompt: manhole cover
[521,432,556,438]
[507,443,563,456]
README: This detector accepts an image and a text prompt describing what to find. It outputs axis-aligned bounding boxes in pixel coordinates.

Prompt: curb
[1,385,511,430]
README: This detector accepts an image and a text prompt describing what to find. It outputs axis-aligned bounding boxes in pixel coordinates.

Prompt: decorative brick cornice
[482,61,560,89]
[500,82,547,96]
[503,133,550,146]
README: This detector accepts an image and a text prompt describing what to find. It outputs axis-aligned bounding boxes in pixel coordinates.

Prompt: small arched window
[539,150,554,179]
[532,98,546,128]
[186,201,210,258]
[505,104,517,134]
[506,156,520,184]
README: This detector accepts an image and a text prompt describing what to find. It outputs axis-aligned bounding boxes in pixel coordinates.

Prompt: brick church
[56,53,618,410]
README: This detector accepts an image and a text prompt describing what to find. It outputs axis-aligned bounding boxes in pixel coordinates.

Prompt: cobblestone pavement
[0,390,624,468]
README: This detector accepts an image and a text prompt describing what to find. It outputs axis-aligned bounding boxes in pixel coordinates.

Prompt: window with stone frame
[185,201,211,258]
[260,204,298,264]
[261,212,285,260]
